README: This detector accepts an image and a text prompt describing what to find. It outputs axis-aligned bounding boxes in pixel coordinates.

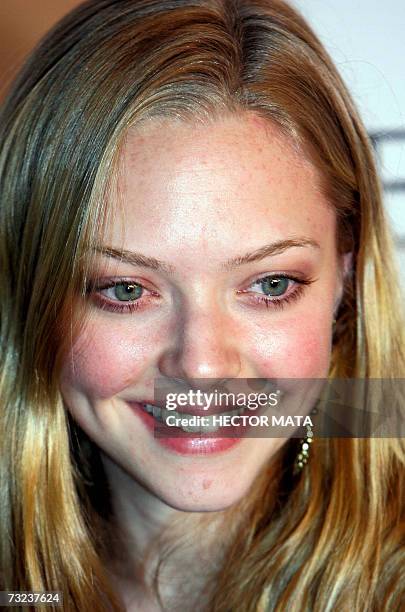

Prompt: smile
[140,402,249,434]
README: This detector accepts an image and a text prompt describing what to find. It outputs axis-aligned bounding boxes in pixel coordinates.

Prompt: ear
[334,252,353,314]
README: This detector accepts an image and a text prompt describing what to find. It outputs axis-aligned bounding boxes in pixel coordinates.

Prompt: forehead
[105,113,335,264]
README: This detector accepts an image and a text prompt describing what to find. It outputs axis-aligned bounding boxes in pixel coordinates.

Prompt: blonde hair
[0,0,404,610]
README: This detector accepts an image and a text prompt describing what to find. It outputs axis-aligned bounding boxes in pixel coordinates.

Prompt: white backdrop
[294,0,405,287]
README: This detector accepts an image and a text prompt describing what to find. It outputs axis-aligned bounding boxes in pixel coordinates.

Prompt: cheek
[59,319,157,398]
[248,314,332,378]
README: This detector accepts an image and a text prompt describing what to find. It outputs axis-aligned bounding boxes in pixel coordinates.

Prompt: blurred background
[0,0,404,287]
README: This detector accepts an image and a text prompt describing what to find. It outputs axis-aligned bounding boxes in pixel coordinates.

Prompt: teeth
[152,405,162,420]
[200,415,220,433]
[179,423,202,433]
[141,403,245,433]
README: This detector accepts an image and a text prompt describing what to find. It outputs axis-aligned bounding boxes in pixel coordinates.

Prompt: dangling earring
[293,317,334,475]
[293,402,318,475]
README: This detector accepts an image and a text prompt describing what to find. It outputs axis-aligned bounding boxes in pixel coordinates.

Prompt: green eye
[260,277,289,296]
[113,283,143,301]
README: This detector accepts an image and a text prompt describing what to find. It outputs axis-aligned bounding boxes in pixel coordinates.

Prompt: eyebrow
[93,237,320,273]
[93,246,175,273]
[222,237,320,269]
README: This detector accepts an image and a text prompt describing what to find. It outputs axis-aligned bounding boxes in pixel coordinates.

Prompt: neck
[100,454,239,611]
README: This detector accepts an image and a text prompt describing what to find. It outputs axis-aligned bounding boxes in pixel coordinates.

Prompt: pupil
[114,283,143,301]
[261,277,288,297]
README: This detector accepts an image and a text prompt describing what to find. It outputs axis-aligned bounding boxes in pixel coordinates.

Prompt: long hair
[0,0,404,610]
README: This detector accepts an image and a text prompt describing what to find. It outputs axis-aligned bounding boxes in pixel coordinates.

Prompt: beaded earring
[293,402,317,474]
[293,317,335,474]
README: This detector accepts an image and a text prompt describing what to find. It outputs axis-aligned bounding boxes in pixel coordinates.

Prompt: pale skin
[60,113,350,610]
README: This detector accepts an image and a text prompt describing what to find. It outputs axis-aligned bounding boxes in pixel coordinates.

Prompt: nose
[157,306,242,383]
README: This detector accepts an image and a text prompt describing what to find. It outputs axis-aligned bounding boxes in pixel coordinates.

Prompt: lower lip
[128,402,245,455]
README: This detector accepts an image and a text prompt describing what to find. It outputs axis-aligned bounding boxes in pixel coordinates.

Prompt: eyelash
[238,274,315,311]
[87,274,315,314]
[87,278,158,314]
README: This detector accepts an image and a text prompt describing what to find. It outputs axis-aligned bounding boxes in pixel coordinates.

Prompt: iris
[260,277,289,297]
[113,282,143,301]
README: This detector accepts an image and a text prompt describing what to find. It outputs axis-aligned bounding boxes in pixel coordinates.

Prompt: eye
[101,282,144,302]
[86,278,160,314]
[253,276,290,297]
[238,273,315,311]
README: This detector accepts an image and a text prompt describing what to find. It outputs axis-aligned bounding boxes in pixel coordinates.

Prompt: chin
[149,480,251,513]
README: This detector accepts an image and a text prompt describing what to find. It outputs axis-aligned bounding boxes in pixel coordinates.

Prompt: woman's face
[60,113,345,511]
